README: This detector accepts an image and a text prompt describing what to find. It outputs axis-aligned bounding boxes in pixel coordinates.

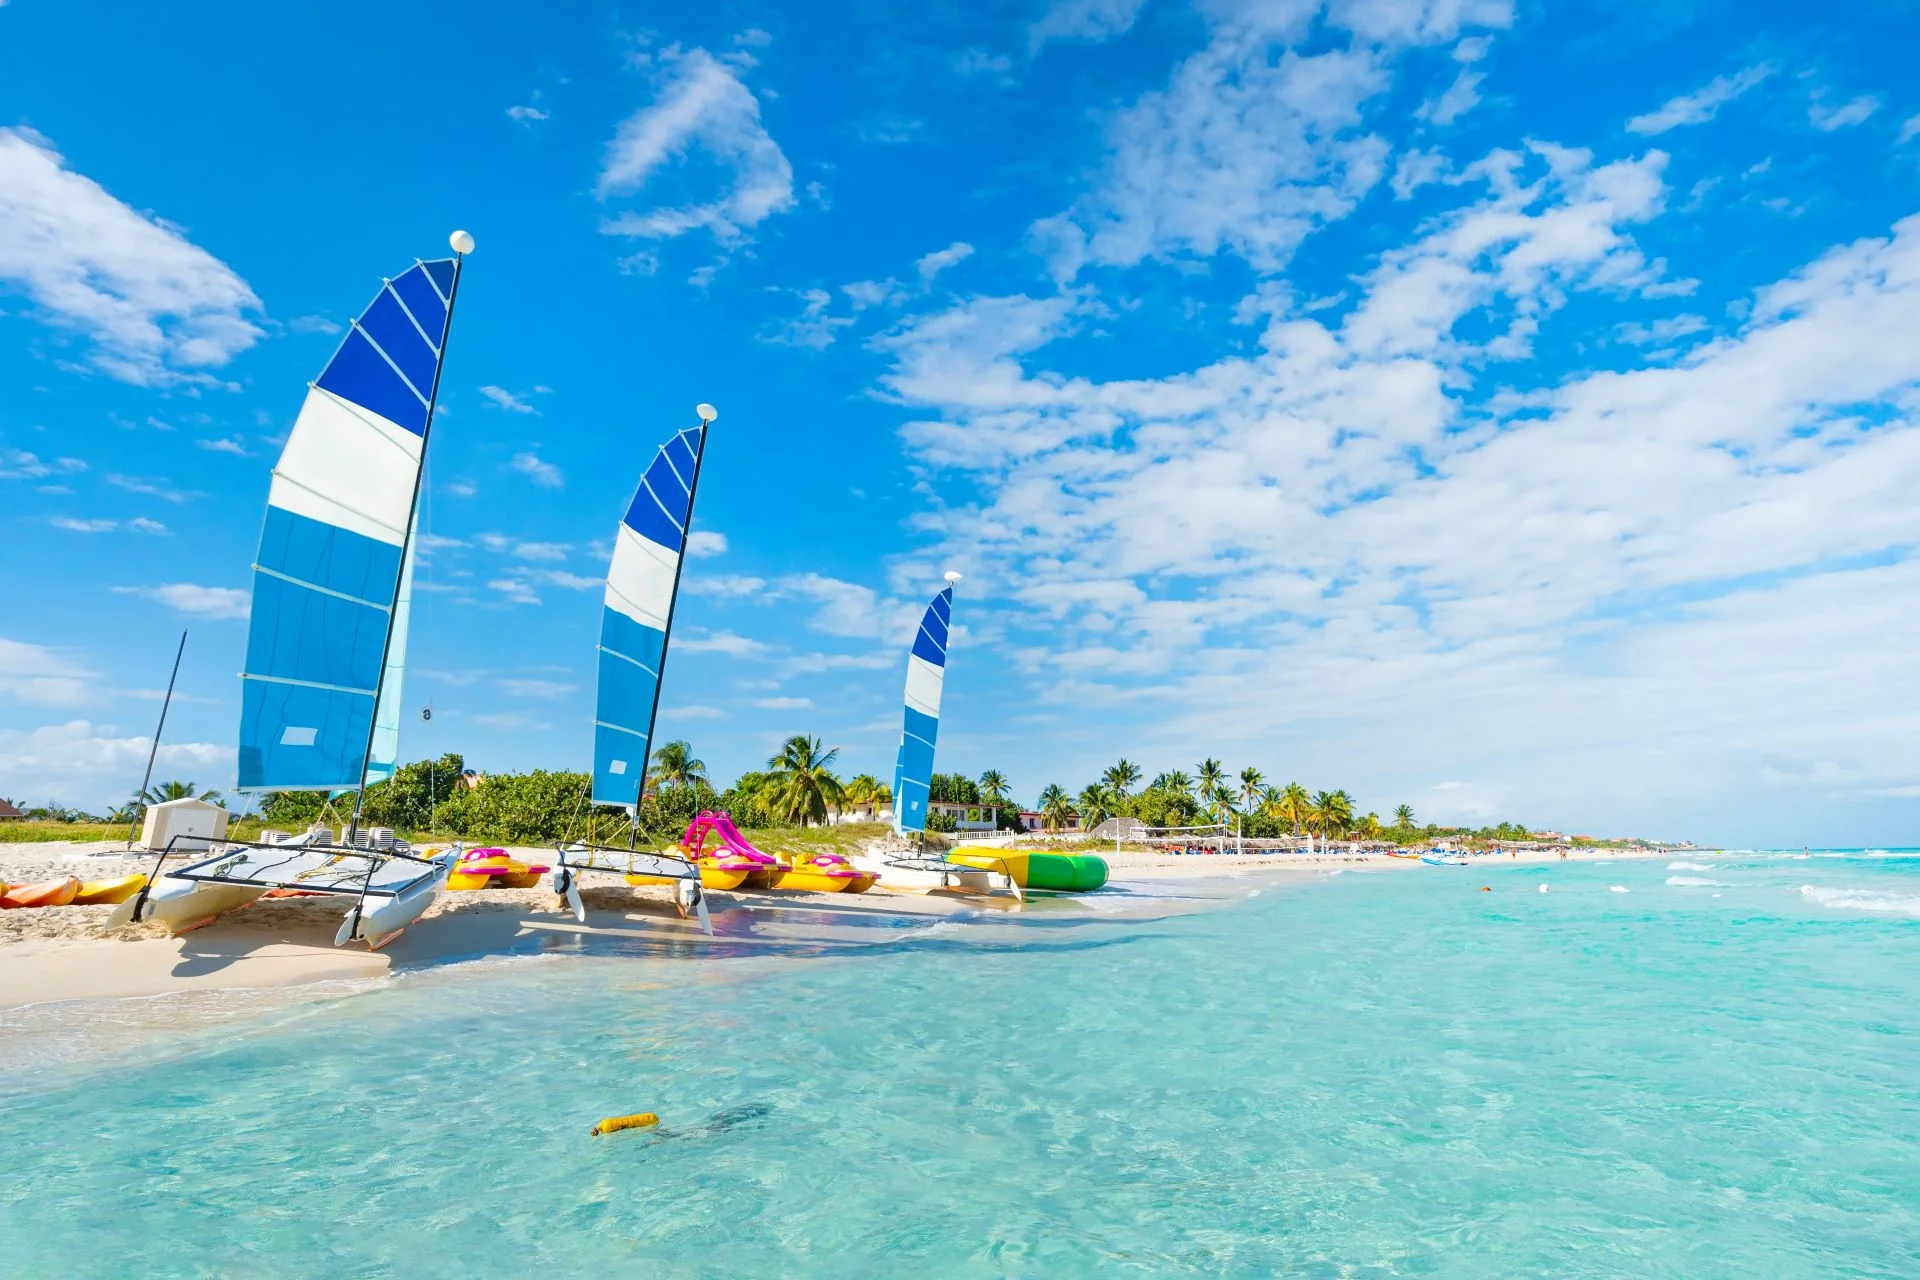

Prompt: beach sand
[0,839,1668,1014]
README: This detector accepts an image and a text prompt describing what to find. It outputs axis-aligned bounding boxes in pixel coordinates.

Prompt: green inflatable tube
[1023,853,1109,892]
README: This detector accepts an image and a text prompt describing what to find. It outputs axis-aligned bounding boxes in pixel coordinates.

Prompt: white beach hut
[138,797,229,853]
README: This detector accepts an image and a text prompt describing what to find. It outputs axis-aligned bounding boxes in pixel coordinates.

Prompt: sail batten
[592,424,708,809]
[236,257,457,793]
[892,584,955,834]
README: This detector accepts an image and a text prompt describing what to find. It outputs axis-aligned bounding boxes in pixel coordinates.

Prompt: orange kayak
[1,877,82,909]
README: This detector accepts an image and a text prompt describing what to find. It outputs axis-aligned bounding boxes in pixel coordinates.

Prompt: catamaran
[110,233,475,949]
[864,574,1019,897]
[548,408,716,933]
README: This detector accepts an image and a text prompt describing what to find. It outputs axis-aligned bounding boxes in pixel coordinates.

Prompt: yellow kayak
[772,853,877,894]
[74,874,148,905]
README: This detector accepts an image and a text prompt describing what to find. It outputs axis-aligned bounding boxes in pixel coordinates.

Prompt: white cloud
[508,451,564,488]
[479,385,537,413]
[764,288,855,350]
[754,695,814,710]
[873,121,1920,839]
[195,436,248,456]
[0,639,92,706]
[507,104,550,123]
[665,704,726,720]
[531,569,599,590]
[597,46,794,247]
[0,449,86,480]
[679,630,771,657]
[0,719,229,811]
[686,573,767,597]
[288,314,342,336]
[1034,16,1402,276]
[687,530,728,557]
[114,583,249,619]
[0,127,263,385]
[1029,0,1148,51]
[107,473,198,502]
[1900,114,1920,146]
[445,479,478,498]
[498,678,576,699]
[1809,94,1879,133]
[488,578,542,606]
[1626,64,1773,135]
[917,242,975,285]
[128,517,167,534]
[51,517,117,533]
[511,541,569,561]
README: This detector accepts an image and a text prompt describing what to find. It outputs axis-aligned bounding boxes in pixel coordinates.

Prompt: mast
[347,239,468,845]
[627,404,716,849]
[129,629,187,848]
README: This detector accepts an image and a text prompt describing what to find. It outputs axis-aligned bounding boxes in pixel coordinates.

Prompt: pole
[129,630,188,848]
[348,251,465,847]
[627,415,712,851]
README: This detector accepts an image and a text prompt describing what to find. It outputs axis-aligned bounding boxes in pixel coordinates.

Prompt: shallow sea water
[1,854,1917,1277]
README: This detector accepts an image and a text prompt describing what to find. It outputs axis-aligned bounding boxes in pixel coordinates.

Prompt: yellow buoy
[591,1112,659,1136]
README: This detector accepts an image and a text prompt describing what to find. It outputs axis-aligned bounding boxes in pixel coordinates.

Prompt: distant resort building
[0,799,22,821]
[928,800,1001,833]
[1016,809,1082,832]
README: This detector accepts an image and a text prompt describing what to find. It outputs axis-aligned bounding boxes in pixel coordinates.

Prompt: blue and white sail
[237,258,458,792]
[892,575,958,834]
[592,422,709,810]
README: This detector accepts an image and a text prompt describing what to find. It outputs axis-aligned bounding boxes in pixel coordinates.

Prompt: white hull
[340,853,453,949]
[114,876,268,934]
[852,854,993,894]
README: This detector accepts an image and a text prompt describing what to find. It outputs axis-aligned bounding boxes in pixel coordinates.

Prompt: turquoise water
[3,854,1918,1277]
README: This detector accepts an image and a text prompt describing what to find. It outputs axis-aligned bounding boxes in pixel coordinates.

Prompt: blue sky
[5,0,1920,845]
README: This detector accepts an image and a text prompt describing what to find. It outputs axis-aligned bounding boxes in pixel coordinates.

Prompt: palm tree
[1393,803,1415,829]
[1310,789,1353,842]
[842,774,891,819]
[1356,812,1383,840]
[649,740,708,791]
[1195,758,1226,805]
[1038,783,1074,833]
[1276,782,1310,836]
[140,780,222,806]
[1165,769,1193,800]
[762,735,845,828]
[1101,759,1141,799]
[1330,789,1355,834]
[1237,766,1265,815]
[978,770,1010,808]
[1076,783,1113,830]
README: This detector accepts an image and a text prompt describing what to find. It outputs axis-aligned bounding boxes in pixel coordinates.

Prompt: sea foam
[1667,876,1729,887]
[1668,861,1713,871]
[1799,885,1920,919]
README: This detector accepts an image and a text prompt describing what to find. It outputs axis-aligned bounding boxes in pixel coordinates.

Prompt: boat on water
[548,410,717,933]
[1420,850,1469,866]
[857,576,1020,899]
[109,236,476,949]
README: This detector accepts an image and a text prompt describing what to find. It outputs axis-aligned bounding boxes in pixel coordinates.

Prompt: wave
[1668,861,1713,871]
[1666,876,1729,887]
[1799,885,1920,919]
[1609,886,1630,893]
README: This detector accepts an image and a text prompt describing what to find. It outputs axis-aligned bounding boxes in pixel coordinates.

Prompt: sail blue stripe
[593,722,651,809]
[356,286,439,397]
[257,506,403,603]
[423,258,455,299]
[388,267,447,347]
[238,675,375,791]
[243,572,390,691]
[315,327,428,436]
[593,607,666,808]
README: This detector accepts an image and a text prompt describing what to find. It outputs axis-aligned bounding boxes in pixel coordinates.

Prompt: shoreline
[0,841,1669,1017]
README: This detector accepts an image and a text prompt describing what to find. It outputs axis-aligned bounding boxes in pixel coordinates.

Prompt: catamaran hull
[344,870,449,948]
[112,876,268,934]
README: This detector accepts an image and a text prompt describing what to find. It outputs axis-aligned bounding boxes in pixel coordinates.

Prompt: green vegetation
[1024,762,1553,846]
